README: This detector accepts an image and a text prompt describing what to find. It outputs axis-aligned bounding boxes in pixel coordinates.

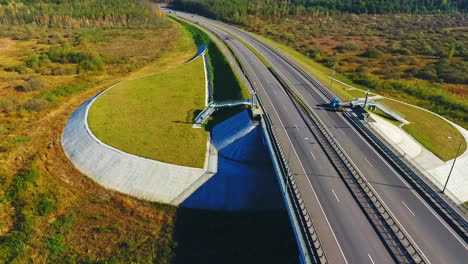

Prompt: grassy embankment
[171,16,251,129]
[88,16,252,167]
[251,34,466,160]
[381,99,467,161]
[0,13,186,264]
[0,2,297,263]
[88,34,208,168]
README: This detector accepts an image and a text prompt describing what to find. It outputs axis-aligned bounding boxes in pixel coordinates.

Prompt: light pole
[363,90,370,109]
[442,136,463,194]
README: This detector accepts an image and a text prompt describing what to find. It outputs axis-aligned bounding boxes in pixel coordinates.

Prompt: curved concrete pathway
[62,50,218,205]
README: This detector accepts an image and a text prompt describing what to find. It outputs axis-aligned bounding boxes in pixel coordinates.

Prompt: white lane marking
[332,189,340,203]
[364,157,373,167]
[310,151,316,160]
[282,105,287,112]
[274,90,278,95]
[210,24,350,264]
[341,108,468,249]
[294,124,298,130]
[402,201,416,216]
[246,68,350,264]
[368,254,375,264]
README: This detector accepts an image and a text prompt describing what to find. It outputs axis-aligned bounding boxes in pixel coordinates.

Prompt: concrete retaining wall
[62,93,215,204]
[62,49,216,205]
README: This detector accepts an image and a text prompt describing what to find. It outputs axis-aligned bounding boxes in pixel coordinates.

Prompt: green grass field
[381,99,466,161]
[171,16,250,101]
[88,57,208,168]
[369,107,403,126]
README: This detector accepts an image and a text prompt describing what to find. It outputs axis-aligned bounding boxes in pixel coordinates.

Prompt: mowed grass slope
[382,99,466,161]
[88,57,207,168]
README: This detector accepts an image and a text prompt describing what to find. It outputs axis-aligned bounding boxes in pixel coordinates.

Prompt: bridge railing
[252,34,468,242]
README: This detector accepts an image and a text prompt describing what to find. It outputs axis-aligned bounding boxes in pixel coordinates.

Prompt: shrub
[0,97,16,113]
[37,193,57,216]
[78,54,104,71]
[414,67,438,81]
[44,234,67,256]
[5,64,32,74]
[337,41,359,52]
[41,83,88,102]
[22,77,47,92]
[52,65,76,75]
[394,48,412,55]
[4,169,39,202]
[0,125,8,136]
[26,55,50,70]
[23,98,49,112]
[362,46,383,58]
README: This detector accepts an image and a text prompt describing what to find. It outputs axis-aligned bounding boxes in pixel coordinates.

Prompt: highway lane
[171,12,395,263]
[183,14,468,263]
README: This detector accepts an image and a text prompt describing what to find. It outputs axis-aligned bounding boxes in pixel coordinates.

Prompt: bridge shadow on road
[172,208,299,264]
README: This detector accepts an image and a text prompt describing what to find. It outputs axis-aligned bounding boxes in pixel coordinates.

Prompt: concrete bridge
[194,98,256,126]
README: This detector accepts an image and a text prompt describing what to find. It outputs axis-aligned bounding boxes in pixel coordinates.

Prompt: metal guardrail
[344,111,468,241]
[250,37,468,243]
[261,111,328,264]
[269,67,427,264]
[181,17,330,263]
[234,52,328,264]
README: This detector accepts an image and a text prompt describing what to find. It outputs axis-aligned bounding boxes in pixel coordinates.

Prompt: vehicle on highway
[330,98,344,111]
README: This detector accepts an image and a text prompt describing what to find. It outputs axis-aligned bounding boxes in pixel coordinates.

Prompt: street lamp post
[442,136,463,194]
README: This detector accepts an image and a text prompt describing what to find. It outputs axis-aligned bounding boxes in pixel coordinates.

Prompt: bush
[362,46,383,58]
[414,67,438,81]
[23,98,49,112]
[78,54,104,71]
[52,65,76,75]
[22,77,47,92]
[5,64,32,74]
[0,125,8,136]
[337,41,360,52]
[26,55,50,70]
[0,97,16,113]
[37,193,57,216]
[352,73,381,88]
[394,48,412,55]
[41,83,88,102]
[4,169,39,202]
[44,234,67,256]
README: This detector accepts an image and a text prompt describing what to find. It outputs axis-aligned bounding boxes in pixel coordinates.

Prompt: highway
[170,11,468,263]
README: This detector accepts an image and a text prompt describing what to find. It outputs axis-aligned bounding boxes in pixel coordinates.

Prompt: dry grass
[0,20,193,263]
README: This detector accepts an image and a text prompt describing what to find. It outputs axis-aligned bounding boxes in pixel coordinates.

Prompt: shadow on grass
[172,208,299,264]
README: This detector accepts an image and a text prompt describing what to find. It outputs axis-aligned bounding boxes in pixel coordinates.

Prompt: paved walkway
[369,113,468,204]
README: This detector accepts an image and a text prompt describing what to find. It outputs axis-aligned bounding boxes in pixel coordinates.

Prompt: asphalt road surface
[171,11,468,264]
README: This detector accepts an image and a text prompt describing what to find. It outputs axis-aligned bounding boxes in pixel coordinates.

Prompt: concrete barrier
[62,93,216,204]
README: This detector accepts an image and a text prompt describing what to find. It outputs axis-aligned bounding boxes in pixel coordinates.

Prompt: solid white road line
[368,254,376,264]
[247,66,350,264]
[402,201,416,216]
[207,21,351,263]
[332,189,340,203]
